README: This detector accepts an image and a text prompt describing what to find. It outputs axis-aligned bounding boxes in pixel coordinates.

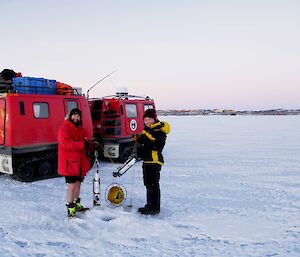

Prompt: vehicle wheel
[38,162,51,177]
[22,165,35,182]
[12,158,35,182]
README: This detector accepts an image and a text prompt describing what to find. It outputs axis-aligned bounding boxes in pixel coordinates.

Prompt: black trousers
[143,164,161,211]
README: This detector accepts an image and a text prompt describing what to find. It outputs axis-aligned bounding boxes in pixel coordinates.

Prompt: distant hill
[157,109,300,116]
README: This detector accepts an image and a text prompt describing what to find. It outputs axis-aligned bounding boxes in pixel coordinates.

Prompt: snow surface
[1,116,300,257]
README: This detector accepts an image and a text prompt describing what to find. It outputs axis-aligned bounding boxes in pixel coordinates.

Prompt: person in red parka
[58,108,91,217]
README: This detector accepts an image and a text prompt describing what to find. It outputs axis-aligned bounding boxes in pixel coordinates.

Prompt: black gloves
[84,140,90,149]
[84,139,101,151]
[92,141,101,151]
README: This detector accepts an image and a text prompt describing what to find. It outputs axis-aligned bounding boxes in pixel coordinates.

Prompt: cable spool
[105,183,127,206]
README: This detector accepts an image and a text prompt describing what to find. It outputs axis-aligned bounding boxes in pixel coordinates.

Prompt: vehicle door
[124,103,138,135]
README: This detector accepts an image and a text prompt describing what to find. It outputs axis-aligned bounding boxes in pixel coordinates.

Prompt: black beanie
[69,108,82,118]
[143,109,157,120]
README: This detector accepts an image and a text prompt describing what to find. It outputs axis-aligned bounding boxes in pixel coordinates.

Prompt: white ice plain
[0,115,299,257]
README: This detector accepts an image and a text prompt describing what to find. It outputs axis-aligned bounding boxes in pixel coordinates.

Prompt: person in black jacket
[134,109,170,215]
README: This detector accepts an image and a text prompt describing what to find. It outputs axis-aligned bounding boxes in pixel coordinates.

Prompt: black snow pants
[142,163,161,211]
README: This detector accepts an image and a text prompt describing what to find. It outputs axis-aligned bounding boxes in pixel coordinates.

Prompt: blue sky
[1,0,299,110]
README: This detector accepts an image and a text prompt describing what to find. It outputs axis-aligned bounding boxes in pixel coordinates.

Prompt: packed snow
[0,116,300,257]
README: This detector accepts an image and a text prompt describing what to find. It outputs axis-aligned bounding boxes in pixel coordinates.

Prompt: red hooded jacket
[57,120,91,177]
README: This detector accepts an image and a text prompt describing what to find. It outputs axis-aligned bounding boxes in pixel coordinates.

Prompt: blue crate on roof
[12,77,56,95]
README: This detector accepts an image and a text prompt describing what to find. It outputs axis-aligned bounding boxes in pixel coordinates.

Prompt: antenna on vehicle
[87,70,117,100]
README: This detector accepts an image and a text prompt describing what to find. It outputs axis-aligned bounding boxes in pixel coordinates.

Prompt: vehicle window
[144,104,154,111]
[67,101,78,113]
[19,101,25,115]
[33,103,49,118]
[125,104,137,118]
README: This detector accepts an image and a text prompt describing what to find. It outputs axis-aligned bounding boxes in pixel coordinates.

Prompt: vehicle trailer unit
[89,92,155,161]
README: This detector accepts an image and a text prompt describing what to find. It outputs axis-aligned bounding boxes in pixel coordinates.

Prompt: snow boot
[140,209,160,215]
[138,204,149,213]
[66,202,76,218]
[75,198,90,212]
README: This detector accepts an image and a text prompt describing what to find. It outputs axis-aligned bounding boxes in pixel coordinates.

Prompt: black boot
[138,204,149,213]
[140,184,160,215]
[138,183,152,213]
[140,209,160,215]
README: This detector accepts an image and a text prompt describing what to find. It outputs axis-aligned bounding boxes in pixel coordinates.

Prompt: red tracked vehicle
[0,69,155,181]
[0,69,92,181]
[89,91,155,161]
[0,93,93,182]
